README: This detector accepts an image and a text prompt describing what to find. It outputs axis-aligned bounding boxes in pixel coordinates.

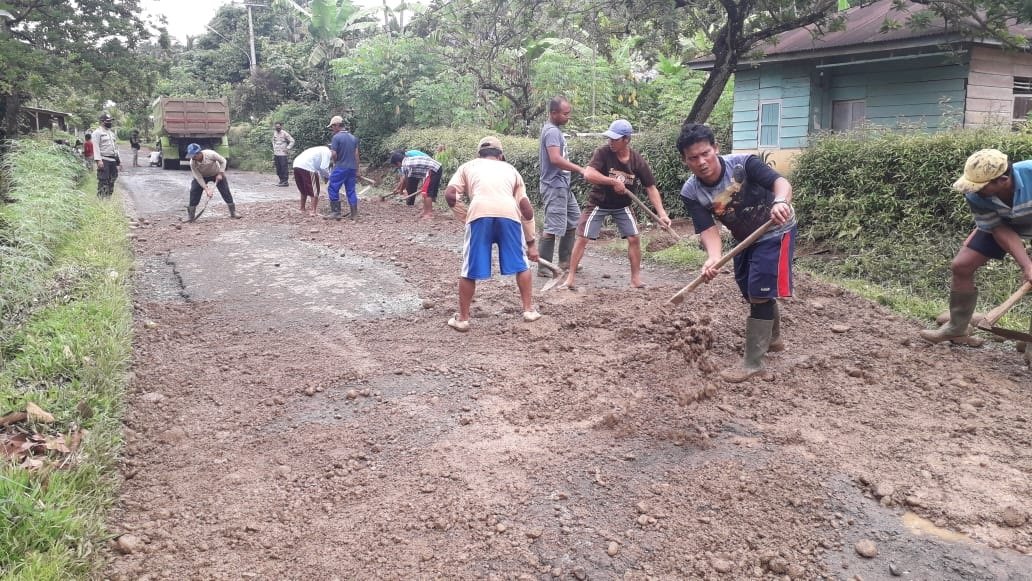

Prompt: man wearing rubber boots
[921,149,1032,361]
[538,96,584,276]
[325,115,361,221]
[92,113,120,198]
[186,143,242,221]
[677,123,797,383]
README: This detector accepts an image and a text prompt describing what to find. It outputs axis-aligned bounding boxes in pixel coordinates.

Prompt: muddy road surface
[108,158,1032,580]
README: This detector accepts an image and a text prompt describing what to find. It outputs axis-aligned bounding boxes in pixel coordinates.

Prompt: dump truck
[152,97,230,169]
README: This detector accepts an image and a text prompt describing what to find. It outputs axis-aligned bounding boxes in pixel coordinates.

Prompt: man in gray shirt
[538,96,584,275]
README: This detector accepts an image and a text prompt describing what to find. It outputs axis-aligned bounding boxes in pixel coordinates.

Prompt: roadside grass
[1,141,131,579]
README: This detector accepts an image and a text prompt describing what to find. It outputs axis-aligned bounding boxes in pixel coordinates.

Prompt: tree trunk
[4,93,21,137]
[686,47,736,124]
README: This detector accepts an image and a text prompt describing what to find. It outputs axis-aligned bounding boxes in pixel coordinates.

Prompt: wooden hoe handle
[667,219,775,306]
[980,280,1032,329]
[629,193,680,240]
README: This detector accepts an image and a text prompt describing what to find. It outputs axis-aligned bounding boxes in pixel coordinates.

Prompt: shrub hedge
[792,128,1032,322]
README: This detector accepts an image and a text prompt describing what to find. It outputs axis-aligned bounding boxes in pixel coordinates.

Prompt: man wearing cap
[92,113,120,197]
[563,119,672,290]
[272,122,295,186]
[921,148,1032,350]
[324,115,361,221]
[676,122,797,383]
[538,96,584,276]
[443,136,542,332]
[186,143,242,221]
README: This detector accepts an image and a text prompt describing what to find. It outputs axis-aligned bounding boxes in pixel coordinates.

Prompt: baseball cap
[326,115,344,127]
[478,136,503,153]
[602,119,633,139]
[186,143,202,157]
[952,149,1008,193]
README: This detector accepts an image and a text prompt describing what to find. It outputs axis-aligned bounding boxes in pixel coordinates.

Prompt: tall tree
[0,0,150,133]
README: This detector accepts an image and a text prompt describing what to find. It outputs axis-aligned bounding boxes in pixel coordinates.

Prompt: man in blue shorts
[563,119,672,289]
[444,136,542,332]
[921,149,1032,362]
[677,122,797,383]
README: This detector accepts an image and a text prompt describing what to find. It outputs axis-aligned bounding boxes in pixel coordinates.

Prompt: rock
[874,482,895,499]
[140,392,165,404]
[768,558,789,574]
[421,299,435,310]
[1002,506,1027,528]
[525,528,543,539]
[144,320,159,329]
[889,563,903,577]
[831,324,850,333]
[346,389,358,400]
[787,564,806,578]
[710,558,733,573]
[855,539,878,558]
[115,534,143,555]
[495,523,507,533]
[607,541,620,557]
[304,386,317,396]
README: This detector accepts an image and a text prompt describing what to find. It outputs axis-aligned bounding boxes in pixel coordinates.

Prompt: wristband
[772,199,790,206]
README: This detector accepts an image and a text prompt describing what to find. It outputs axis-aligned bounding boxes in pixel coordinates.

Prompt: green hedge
[792,128,1032,321]
[380,125,691,211]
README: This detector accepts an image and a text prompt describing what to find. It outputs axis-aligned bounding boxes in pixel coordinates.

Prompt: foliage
[235,101,336,171]
[0,138,132,578]
[792,127,1032,323]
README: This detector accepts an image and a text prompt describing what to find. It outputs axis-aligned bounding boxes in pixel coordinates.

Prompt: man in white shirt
[292,145,332,217]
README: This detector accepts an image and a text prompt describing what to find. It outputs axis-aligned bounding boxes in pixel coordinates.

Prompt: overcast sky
[141,0,401,43]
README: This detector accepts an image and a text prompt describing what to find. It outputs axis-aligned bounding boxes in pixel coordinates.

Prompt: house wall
[817,57,968,131]
[732,63,813,152]
[965,46,1032,127]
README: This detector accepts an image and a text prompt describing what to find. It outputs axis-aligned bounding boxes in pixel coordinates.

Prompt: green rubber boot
[720,318,774,383]
[920,290,981,345]
[537,235,556,277]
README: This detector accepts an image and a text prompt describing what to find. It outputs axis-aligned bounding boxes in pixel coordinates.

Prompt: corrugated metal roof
[692,0,1032,67]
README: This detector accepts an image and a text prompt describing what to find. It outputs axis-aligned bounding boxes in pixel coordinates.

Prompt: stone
[855,539,878,558]
[115,534,143,555]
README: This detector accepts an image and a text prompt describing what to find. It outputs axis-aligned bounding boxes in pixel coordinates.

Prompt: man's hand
[96,160,104,169]
[658,211,672,228]
[1024,262,1032,285]
[771,200,793,225]
[215,173,224,184]
[701,256,721,282]
[527,244,539,262]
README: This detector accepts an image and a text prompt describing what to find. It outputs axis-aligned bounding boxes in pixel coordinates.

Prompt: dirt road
[107,159,1032,580]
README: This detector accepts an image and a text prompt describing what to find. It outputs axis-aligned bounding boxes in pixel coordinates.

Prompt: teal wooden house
[692,0,1032,168]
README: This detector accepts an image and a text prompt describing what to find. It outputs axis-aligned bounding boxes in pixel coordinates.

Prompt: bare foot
[419,213,433,220]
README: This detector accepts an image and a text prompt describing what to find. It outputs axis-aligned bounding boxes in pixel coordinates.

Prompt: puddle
[902,511,970,543]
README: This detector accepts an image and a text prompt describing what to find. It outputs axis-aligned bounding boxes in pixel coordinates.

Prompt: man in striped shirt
[390,150,442,220]
[921,148,1032,354]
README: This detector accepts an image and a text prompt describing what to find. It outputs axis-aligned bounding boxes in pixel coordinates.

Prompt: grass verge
[1,140,132,579]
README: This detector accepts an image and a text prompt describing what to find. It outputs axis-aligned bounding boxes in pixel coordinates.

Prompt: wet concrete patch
[171,225,422,326]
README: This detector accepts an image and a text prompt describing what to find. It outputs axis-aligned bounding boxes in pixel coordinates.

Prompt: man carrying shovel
[920,149,1032,360]
[186,143,242,221]
[677,123,797,383]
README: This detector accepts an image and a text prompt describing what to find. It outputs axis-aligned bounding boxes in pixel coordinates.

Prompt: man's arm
[991,224,1032,284]
[444,185,467,222]
[698,225,724,281]
[92,132,102,163]
[644,185,671,227]
[518,196,539,261]
[212,152,228,177]
[770,177,794,225]
[354,148,361,176]
[547,146,582,175]
[582,166,626,194]
[190,162,207,192]
[286,131,295,150]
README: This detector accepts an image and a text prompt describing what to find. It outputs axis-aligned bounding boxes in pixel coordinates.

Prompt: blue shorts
[733,226,796,300]
[964,229,1008,260]
[461,217,530,280]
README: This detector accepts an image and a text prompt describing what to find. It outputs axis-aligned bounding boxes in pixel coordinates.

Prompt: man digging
[677,123,797,383]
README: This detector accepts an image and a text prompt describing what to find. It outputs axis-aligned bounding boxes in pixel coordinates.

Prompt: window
[759,102,780,147]
[832,100,866,131]
[1013,77,1032,124]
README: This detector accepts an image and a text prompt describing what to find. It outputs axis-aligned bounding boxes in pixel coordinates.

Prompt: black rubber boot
[324,200,341,220]
[719,318,774,383]
[557,228,576,270]
[537,235,556,277]
[768,301,785,352]
[920,290,981,345]
[348,203,358,221]
[187,205,197,222]
[228,203,242,219]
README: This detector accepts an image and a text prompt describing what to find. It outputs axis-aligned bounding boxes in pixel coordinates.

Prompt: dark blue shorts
[964,229,1008,260]
[733,226,796,300]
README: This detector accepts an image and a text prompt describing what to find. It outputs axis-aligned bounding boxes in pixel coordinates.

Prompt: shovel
[536,258,565,292]
[976,281,1032,342]
[629,193,682,242]
[667,219,774,306]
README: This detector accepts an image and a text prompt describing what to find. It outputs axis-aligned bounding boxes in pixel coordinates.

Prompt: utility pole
[243,3,267,76]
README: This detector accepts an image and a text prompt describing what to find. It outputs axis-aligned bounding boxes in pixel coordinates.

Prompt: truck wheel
[163,158,179,170]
